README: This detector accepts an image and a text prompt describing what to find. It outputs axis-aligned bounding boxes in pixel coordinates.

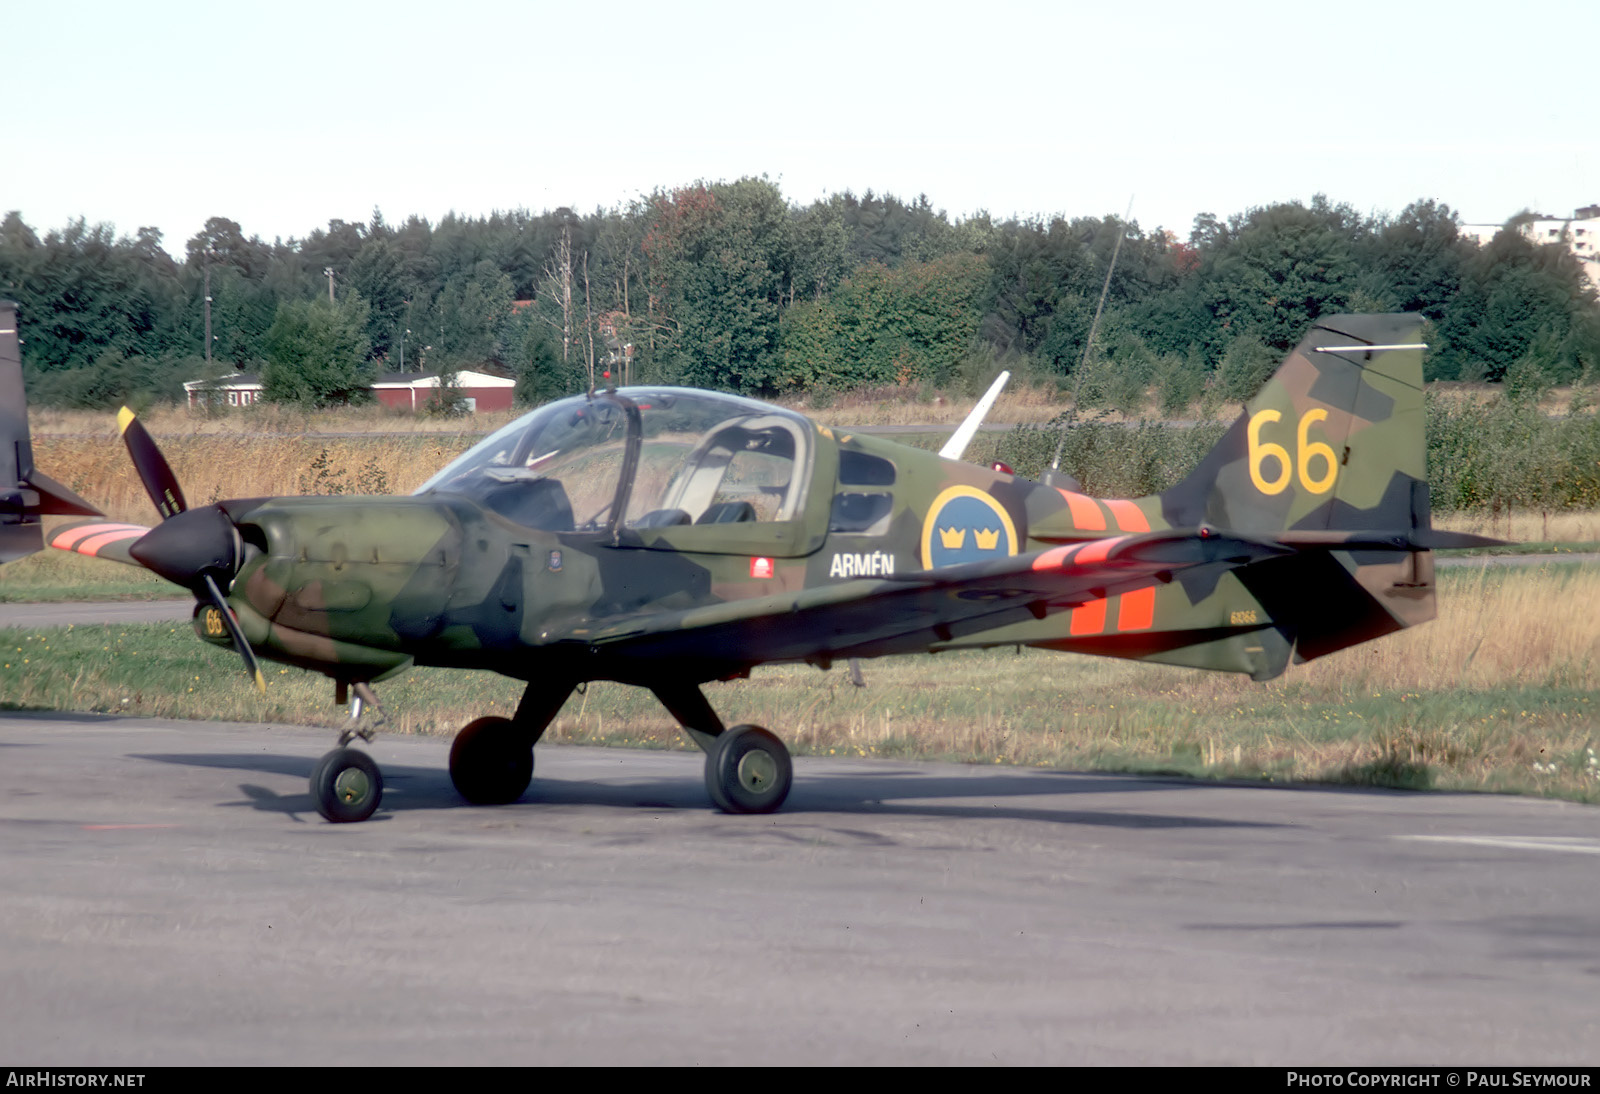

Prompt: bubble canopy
[415,388,815,535]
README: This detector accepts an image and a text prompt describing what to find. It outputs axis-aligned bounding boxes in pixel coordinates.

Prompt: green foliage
[262,293,374,406]
[996,412,1229,498]
[647,179,792,393]
[1195,197,1359,354]
[1430,226,1600,381]
[431,259,516,369]
[4,182,1598,413]
[777,253,989,390]
[1426,393,1600,515]
[506,308,583,404]
[1153,351,1206,414]
[1213,333,1278,405]
[23,349,202,409]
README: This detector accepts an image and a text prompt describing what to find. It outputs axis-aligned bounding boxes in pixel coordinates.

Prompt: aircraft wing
[47,519,153,568]
[558,529,1288,666]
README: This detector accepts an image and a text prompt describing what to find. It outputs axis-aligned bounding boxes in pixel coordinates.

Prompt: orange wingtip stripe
[1056,489,1107,531]
[1072,535,1127,565]
[1103,499,1150,533]
[1031,544,1082,572]
[77,529,147,557]
[51,523,147,550]
[1117,587,1156,632]
[1070,598,1108,636]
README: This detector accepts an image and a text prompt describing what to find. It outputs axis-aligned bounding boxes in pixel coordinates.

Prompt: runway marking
[1397,835,1600,855]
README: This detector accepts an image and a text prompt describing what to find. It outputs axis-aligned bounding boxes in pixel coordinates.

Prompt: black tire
[450,716,534,805]
[704,724,792,814]
[311,747,383,823]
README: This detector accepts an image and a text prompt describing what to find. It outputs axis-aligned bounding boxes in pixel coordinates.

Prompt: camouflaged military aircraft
[0,301,103,563]
[48,312,1496,824]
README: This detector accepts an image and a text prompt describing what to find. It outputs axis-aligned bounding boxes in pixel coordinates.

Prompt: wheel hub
[333,767,372,804]
[737,750,777,793]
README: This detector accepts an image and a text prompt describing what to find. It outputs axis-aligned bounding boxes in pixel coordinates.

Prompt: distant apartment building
[1461,205,1600,292]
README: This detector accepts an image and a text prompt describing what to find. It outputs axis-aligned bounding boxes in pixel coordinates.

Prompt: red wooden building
[186,370,516,412]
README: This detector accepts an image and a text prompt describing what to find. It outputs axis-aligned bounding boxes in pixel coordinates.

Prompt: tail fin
[1160,313,1432,537]
[1158,314,1497,670]
[0,300,101,563]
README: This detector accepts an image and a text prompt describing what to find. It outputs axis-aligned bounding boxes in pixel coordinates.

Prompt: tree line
[3,180,1597,410]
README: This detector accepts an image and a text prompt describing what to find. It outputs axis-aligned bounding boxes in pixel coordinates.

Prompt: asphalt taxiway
[0,710,1595,1065]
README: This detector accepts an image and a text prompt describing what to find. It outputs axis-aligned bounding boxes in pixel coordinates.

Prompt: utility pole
[324,267,335,303]
[203,256,213,366]
[399,328,409,372]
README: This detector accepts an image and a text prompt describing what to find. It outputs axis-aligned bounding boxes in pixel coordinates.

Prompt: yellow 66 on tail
[1247,409,1338,495]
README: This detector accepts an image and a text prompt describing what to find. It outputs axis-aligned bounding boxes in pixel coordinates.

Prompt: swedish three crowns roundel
[920,485,1019,569]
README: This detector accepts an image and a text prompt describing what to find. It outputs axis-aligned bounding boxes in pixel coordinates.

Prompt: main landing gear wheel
[705,724,792,814]
[450,716,534,805]
[311,747,383,823]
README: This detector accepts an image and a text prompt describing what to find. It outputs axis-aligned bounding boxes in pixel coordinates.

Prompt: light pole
[324,267,335,303]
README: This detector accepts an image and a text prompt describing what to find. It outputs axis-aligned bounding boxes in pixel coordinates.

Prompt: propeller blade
[118,407,187,519]
[201,573,265,693]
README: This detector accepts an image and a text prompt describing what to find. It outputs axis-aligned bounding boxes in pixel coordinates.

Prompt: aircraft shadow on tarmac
[131,750,1288,830]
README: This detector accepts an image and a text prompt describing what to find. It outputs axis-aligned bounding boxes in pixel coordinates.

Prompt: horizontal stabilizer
[1274,528,1512,551]
[48,519,151,568]
[24,468,102,517]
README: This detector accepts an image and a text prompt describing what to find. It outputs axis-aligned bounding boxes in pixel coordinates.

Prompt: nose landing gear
[311,681,386,823]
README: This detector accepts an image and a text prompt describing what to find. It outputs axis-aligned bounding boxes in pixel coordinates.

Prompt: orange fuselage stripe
[1057,490,1106,531]
[1117,587,1155,631]
[1070,598,1107,636]
[1103,499,1150,533]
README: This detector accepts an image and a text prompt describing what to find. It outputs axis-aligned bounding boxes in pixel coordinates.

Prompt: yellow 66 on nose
[1247,409,1338,496]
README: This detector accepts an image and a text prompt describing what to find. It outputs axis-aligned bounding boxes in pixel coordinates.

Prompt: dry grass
[29,402,528,438]
[1436,510,1600,545]
[32,432,476,524]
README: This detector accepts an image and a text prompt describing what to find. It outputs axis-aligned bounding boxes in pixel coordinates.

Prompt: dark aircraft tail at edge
[0,299,101,563]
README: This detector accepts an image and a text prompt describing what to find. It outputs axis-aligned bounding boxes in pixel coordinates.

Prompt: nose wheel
[311,747,383,823]
[705,724,792,814]
[311,680,386,823]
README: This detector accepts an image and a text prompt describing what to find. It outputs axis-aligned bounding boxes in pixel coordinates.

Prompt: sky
[4,0,1593,258]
